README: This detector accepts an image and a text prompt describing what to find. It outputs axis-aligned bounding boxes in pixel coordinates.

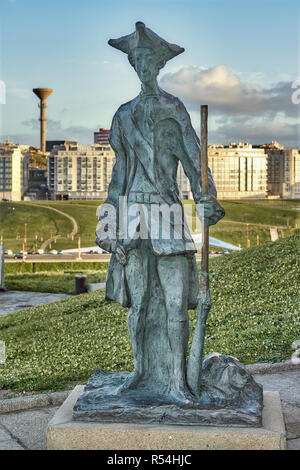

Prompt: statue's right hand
[95,202,118,252]
[95,202,117,253]
[95,235,127,265]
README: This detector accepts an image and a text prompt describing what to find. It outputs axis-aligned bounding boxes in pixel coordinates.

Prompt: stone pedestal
[46,386,286,450]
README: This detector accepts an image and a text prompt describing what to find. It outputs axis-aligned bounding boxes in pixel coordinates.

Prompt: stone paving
[0,407,58,450]
[0,290,70,315]
[0,371,299,450]
[254,370,300,450]
[253,370,300,408]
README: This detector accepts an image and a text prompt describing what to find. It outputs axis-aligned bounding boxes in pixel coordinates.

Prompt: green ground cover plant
[0,234,299,392]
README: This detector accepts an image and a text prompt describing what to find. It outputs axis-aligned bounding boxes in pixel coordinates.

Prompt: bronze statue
[74,23,263,426]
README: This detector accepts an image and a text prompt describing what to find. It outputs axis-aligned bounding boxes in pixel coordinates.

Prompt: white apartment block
[0,141,29,201]
[177,143,268,199]
[47,142,115,200]
[266,148,300,198]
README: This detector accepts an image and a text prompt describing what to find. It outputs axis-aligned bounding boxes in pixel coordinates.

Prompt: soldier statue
[95,22,224,405]
[74,23,263,428]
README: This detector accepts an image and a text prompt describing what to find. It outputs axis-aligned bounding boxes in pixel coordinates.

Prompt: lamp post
[0,241,6,291]
[246,223,250,248]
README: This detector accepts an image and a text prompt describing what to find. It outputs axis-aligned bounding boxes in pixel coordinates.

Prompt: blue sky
[0,0,299,147]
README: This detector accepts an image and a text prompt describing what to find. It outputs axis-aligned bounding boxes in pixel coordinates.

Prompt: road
[5,254,112,263]
[4,253,221,263]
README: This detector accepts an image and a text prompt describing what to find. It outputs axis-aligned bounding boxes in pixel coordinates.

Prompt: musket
[187,104,211,396]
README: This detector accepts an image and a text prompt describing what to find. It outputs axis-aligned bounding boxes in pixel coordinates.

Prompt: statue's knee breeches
[156,254,189,322]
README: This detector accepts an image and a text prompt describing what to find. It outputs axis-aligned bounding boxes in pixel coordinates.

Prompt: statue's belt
[127,192,162,204]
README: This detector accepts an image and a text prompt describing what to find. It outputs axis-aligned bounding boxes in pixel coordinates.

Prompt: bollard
[75,274,87,295]
[0,243,6,291]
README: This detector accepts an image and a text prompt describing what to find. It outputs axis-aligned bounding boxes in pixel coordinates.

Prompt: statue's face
[134,48,159,84]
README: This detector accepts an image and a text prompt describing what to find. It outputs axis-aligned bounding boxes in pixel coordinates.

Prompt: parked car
[4,250,13,256]
[14,253,23,259]
[49,250,58,255]
[36,249,44,255]
[57,250,64,255]
[223,250,229,254]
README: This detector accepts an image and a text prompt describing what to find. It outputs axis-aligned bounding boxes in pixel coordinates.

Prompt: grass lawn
[2,199,300,252]
[5,271,107,295]
[0,233,299,392]
[184,199,300,248]
[210,220,272,247]
[34,201,101,250]
[210,200,300,248]
[4,261,108,294]
[0,202,74,253]
[219,200,300,226]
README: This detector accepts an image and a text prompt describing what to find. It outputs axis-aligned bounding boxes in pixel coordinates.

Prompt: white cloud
[160,65,298,117]
[160,64,300,147]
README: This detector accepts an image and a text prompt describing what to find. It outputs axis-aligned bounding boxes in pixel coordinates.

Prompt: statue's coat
[97,89,217,307]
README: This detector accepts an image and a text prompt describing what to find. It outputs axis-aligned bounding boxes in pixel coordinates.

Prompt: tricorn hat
[108,22,184,67]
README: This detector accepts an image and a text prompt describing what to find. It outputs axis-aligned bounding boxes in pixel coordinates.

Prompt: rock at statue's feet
[199,352,263,417]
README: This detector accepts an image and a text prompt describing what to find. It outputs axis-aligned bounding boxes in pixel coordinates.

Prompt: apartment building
[265,146,300,198]
[177,142,268,199]
[47,141,115,200]
[0,141,29,201]
[94,128,111,146]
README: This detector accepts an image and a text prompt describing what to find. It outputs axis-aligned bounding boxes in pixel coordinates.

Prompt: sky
[0,0,300,147]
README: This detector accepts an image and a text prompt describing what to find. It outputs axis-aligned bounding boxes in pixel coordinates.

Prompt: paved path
[14,202,78,251]
[0,370,299,450]
[254,370,300,408]
[0,407,58,450]
[224,219,291,230]
[254,371,300,450]
[0,290,70,315]
[39,205,78,251]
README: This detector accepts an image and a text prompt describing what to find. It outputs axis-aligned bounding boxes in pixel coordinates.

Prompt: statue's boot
[116,369,144,393]
[168,319,196,405]
[170,380,196,405]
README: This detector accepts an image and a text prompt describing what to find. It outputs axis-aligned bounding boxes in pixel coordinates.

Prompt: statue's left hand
[196,194,225,226]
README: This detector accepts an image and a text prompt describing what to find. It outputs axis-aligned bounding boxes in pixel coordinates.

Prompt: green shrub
[5,261,108,274]
[0,234,299,392]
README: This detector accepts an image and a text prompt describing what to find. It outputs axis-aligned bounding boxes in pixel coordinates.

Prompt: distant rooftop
[209,142,255,149]
[259,141,285,150]
[0,140,29,153]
